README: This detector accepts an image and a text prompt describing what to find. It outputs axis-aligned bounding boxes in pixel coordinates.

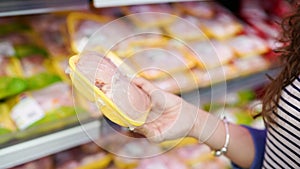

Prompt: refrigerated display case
[0,0,285,168]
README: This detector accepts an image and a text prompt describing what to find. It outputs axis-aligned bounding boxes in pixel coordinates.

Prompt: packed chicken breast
[76,52,151,121]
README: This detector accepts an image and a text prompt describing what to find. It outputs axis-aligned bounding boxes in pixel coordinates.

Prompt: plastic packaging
[29,13,73,57]
[173,1,216,19]
[188,40,235,69]
[226,35,270,58]
[67,12,113,53]
[163,15,208,41]
[122,4,177,28]
[126,41,197,80]
[69,52,151,127]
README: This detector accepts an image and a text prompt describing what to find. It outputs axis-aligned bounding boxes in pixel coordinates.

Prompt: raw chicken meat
[152,70,198,93]
[127,42,195,80]
[199,12,243,40]
[114,139,162,168]
[11,156,53,169]
[31,82,73,112]
[0,57,14,76]
[0,33,31,46]
[74,20,106,52]
[76,52,151,121]
[30,14,72,57]
[174,144,212,166]
[135,154,188,169]
[165,15,207,41]
[124,4,175,26]
[189,40,234,69]
[20,55,47,77]
[226,35,269,57]
[175,1,216,19]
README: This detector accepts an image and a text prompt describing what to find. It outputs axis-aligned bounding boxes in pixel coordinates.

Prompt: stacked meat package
[0,15,94,145]
[10,85,265,169]
[66,1,277,94]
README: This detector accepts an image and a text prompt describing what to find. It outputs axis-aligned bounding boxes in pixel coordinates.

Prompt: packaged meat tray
[171,144,214,167]
[122,39,198,80]
[192,64,239,87]
[163,15,208,41]
[159,137,198,150]
[113,140,162,169]
[173,1,216,19]
[76,153,112,169]
[0,103,16,144]
[121,4,177,28]
[0,57,22,77]
[225,34,270,58]
[135,154,188,169]
[18,54,50,77]
[111,28,168,58]
[199,12,243,40]
[52,57,72,83]
[0,81,92,145]
[152,69,199,94]
[29,13,73,58]
[233,55,270,76]
[69,51,151,127]
[188,40,235,70]
[67,12,113,53]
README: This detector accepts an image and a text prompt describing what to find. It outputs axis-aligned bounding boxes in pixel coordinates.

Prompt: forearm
[189,109,255,168]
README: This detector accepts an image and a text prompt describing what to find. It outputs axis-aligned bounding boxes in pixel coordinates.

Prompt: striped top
[262,76,300,168]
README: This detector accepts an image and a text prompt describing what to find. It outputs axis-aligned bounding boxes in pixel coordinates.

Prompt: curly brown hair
[261,4,300,125]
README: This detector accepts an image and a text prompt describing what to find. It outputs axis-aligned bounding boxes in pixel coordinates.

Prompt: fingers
[134,124,164,143]
[132,77,160,95]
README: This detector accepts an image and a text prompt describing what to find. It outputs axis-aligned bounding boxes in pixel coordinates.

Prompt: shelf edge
[0,120,100,168]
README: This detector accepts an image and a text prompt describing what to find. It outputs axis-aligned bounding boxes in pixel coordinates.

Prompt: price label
[0,42,15,57]
[11,97,45,130]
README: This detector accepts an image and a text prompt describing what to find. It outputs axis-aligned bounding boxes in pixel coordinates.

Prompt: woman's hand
[132,78,199,142]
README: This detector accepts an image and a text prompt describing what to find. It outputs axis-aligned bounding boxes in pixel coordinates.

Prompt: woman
[133,4,300,169]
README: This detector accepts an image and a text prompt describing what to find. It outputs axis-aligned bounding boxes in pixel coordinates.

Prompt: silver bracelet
[213,117,230,157]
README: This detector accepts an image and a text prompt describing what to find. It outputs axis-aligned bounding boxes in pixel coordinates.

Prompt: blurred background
[0,0,294,168]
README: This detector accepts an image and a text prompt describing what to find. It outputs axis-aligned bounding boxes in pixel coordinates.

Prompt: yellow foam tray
[68,53,149,127]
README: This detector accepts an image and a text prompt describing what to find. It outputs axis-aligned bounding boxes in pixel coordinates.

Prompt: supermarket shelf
[93,0,208,8]
[181,67,281,107]
[0,68,281,168]
[0,120,101,169]
[0,0,88,17]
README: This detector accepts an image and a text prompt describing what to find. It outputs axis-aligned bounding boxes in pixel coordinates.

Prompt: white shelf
[93,0,206,8]
[0,0,88,17]
[0,120,101,169]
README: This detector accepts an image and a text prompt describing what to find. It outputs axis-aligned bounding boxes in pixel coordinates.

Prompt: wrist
[188,109,207,140]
